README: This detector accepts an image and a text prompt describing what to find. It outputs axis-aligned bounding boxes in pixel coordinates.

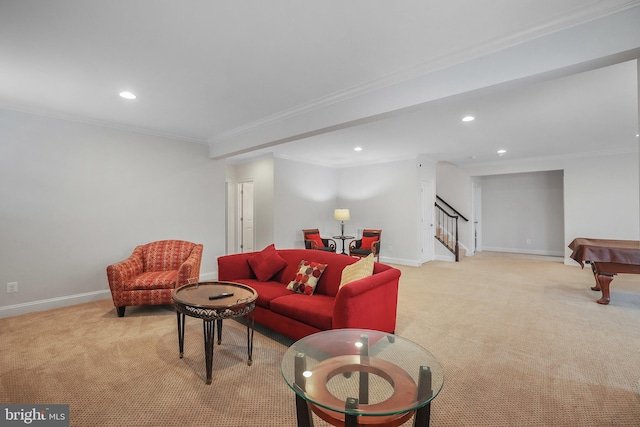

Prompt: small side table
[332,235,355,255]
[173,281,257,384]
[281,329,444,427]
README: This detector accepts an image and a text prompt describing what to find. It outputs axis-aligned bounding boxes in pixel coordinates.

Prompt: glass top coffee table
[173,281,257,384]
[281,329,444,426]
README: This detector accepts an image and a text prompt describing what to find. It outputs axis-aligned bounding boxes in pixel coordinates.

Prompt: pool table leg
[590,263,612,305]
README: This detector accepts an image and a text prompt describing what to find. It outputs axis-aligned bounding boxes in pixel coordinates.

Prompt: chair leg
[116,306,126,317]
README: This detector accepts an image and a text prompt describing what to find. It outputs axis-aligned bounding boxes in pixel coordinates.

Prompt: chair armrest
[322,238,337,250]
[372,240,380,255]
[177,244,204,286]
[106,246,144,292]
[218,253,255,281]
[332,267,400,332]
[349,239,362,251]
[304,239,321,250]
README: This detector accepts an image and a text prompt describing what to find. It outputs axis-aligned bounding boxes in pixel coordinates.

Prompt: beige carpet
[1,252,639,426]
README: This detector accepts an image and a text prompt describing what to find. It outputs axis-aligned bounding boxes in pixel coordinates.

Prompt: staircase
[435,196,469,262]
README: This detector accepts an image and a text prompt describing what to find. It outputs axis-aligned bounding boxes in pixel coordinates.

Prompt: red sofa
[217,248,401,341]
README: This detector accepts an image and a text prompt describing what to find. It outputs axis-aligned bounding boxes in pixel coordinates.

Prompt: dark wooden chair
[349,229,382,262]
[302,229,336,252]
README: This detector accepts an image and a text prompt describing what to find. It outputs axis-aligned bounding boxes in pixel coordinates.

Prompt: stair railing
[434,196,469,262]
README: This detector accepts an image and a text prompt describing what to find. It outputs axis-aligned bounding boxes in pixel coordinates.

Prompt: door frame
[237,180,255,253]
[420,179,435,263]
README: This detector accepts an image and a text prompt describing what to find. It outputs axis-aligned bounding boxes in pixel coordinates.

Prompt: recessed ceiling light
[119,91,136,100]
[462,116,475,122]
[354,147,363,152]
[497,149,507,155]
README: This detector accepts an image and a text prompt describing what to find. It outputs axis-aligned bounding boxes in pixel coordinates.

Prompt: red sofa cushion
[233,279,293,309]
[275,250,359,297]
[270,293,334,331]
[247,244,288,281]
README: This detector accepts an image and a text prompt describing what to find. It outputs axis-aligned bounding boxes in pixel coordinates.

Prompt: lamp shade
[334,209,350,221]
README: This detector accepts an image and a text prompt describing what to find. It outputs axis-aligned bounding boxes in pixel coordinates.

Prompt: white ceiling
[1,1,638,167]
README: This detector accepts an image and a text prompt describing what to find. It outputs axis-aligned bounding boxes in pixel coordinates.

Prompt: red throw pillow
[306,233,325,248]
[361,235,378,250]
[247,244,288,281]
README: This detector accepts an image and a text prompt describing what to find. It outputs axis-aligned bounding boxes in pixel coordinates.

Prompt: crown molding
[0,103,208,145]
[458,145,639,171]
[209,1,640,148]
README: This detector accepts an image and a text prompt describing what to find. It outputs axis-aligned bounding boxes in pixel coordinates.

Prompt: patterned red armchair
[106,240,203,317]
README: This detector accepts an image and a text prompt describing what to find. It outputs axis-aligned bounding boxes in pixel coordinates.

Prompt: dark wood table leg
[593,274,613,305]
[414,366,433,426]
[203,320,215,384]
[177,312,185,358]
[590,263,612,305]
[216,318,223,344]
[247,311,255,366]
[345,397,359,427]
[359,334,369,404]
[294,353,313,427]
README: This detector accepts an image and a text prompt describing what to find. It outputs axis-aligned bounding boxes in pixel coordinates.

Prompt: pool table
[568,238,640,305]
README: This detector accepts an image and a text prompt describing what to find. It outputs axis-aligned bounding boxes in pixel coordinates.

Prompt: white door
[472,178,482,253]
[420,180,435,263]
[238,181,255,253]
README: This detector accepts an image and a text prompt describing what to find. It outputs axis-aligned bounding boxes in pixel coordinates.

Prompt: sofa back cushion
[142,240,195,272]
[273,250,388,297]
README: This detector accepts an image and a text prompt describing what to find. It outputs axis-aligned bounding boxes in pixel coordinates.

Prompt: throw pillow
[247,244,288,282]
[306,233,325,248]
[361,235,378,250]
[339,253,375,289]
[287,260,327,295]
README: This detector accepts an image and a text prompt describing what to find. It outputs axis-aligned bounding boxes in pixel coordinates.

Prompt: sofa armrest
[218,253,255,281]
[106,246,144,292]
[332,267,401,333]
[177,243,204,286]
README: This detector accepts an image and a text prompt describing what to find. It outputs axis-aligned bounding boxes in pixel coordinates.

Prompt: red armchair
[106,240,203,317]
[349,229,382,262]
[302,229,336,252]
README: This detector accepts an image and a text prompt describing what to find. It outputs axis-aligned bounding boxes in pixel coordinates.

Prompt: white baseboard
[379,256,421,267]
[482,246,564,257]
[0,290,112,319]
[0,271,219,319]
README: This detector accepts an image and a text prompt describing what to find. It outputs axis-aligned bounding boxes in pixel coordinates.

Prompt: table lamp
[334,209,350,237]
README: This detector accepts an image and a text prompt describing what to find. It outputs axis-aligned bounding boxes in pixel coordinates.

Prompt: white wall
[337,158,432,265]
[563,154,639,252]
[229,156,436,265]
[465,151,639,262]
[273,158,338,249]
[480,171,565,256]
[230,157,275,251]
[0,109,225,317]
[435,162,473,255]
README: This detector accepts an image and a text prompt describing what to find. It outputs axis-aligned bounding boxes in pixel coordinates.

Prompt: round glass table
[281,329,444,426]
